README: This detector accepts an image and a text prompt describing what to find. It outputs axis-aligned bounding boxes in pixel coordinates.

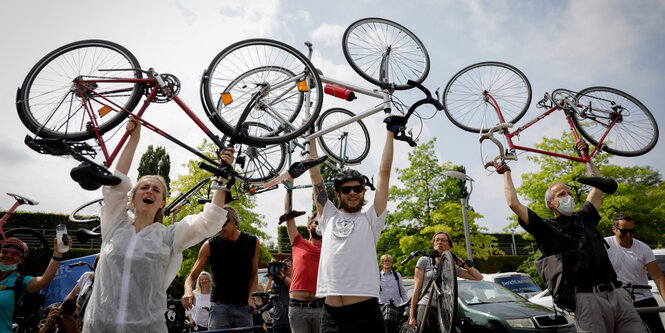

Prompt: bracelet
[52,256,63,261]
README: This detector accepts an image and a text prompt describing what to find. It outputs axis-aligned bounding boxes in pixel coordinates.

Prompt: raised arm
[374,130,394,216]
[27,236,72,293]
[584,160,603,211]
[115,117,141,175]
[309,137,327,214]
[503,170,529,225]
[182,241,210,310]
[284,178,299,244]
[210,147,235,209]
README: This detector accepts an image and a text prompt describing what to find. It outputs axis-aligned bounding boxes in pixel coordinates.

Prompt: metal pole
[461,197,473,261]
[511,229,517,255]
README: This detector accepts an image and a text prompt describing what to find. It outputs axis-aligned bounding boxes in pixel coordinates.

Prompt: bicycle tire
[572,86,658,157]
[17,40,144,140]
[5,228,50,276]
[435,251,458,333]
[70,198,104,223]
[164,177,211,216]
[316,108,370,165]
[221,122,287,183]
[443,61,532,133]
[398,321,417,333]
[342,18,430,90]
[202,39,323,145]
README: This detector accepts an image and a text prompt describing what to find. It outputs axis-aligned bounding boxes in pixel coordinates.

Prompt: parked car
[456,280,576,332]
[647,248,665,325]
[483,272,543,299]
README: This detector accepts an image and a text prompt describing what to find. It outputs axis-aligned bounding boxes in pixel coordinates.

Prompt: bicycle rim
[436,251,458,333]
[572,86,658,157]
[222,122,286,183]
[443,61,532,133]
[6,228,50,276]
[202,39,322,145]
[316,108,371,165]
[18,40,143,140]
[343,18,430,90]
[70,198,104,223]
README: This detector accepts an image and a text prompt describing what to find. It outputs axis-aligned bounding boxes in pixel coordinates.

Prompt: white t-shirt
[605,236,656,302]
[316,200,386,298]
[76,271,94,302]
[185,291,210,328]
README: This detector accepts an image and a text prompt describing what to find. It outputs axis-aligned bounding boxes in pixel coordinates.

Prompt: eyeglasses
[1,248,23,257]
[618,228,636,235]
[340,185,364,194]
[309,220,319,226]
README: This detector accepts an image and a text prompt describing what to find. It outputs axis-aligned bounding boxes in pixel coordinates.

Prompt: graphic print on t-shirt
[332,217,356,238]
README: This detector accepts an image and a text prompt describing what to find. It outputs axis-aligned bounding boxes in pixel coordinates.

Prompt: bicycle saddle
[70,163,121,191]
[279,210,306,224]
[577,176,618,194]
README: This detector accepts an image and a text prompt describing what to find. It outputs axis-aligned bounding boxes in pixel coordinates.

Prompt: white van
[483,272,542,299]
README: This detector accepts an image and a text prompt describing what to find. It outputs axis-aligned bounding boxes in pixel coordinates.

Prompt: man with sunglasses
[182,206,260,330]
[1,236,71,332]
[307,116,401,333]
[500,139,645,332]
[605,213,665,333]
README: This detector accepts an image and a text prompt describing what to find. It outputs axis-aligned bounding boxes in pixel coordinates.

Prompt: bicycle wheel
[17,40,144,140]
[398,321,417,333]
[316,108,370,165]
[220,122,287,183]
[343,18,430,90]
[435,251,458,333]
[5,228,50,276]
[70,198,104,223]
[572,86,658,157]
[443,61,532,133]
[202,39,323,145]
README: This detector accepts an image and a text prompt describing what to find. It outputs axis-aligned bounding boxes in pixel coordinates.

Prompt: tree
[137,145,171,192]
[378,138,502,275]
[166,139,272,297]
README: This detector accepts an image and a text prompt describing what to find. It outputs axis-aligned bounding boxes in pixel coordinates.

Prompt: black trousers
[635,297,665,333]
[321,298,386,333]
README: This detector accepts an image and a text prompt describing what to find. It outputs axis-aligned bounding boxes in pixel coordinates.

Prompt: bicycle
[399,249,458,333]
[624,283,665,333]
[440,62,659,171]
[200,17,440,182]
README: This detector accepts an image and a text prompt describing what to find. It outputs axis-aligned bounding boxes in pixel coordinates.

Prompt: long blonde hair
[194,271,212,293]
[130,175,168,223]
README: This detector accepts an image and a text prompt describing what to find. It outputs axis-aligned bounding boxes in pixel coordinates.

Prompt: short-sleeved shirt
[290,234,321,293]
[316,200,386,298]
[379,270,407,304]
[415,256,463,308]
[269,277,290,325]
[605,236,656,302]
[519,201,616,288]
[0,272,34,332]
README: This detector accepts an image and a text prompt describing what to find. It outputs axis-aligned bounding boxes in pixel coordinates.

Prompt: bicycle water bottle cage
[70,162,121,191]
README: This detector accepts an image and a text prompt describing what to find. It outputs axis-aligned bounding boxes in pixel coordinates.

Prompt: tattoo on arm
[314,182,327,206]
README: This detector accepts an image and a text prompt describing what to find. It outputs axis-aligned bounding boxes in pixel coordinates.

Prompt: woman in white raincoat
[82,118,232,332]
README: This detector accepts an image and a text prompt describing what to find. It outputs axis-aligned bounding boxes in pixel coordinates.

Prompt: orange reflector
[221,93,233,106]
[297,80,308,92]
[98,105,112,117]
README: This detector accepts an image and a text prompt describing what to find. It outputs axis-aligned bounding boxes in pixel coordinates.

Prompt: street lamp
[442,170,474,261]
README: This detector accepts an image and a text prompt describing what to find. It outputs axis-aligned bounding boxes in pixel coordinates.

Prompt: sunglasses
[618,228,636,235]
[1,248,23,257]
[340,185,364,194]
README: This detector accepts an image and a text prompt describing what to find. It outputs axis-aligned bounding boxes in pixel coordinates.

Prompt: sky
[1,0,664,246]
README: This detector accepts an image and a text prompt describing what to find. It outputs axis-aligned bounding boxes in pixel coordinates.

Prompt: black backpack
[10,275,46,332]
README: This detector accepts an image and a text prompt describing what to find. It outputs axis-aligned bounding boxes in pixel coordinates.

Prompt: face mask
[0,262,17,272]
[555,195,575,216]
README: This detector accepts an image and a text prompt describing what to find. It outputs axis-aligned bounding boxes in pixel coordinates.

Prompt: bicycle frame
[74,70,227,168]
[482,90,618,165]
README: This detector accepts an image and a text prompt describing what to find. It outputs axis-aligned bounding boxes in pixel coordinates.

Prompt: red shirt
[289,234,321,293]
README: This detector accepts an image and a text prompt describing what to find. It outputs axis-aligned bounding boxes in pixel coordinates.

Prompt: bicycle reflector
[98,105,112,117]
[221,93,233,106]
[297,80,309,92]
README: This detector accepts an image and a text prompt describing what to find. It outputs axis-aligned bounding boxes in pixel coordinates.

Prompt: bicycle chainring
[150,73,181,103]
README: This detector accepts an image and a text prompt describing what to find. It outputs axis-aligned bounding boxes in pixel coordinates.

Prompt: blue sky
[1,0,663,244]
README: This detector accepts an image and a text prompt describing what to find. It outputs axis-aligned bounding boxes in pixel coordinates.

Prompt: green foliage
[137,145,171,192]
[378,138,501,276]
[277,225,309,253]
[516,250,544,288]
[0,211,84,230]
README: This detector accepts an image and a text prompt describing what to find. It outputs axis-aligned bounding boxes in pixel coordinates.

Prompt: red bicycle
[441,62,659,171]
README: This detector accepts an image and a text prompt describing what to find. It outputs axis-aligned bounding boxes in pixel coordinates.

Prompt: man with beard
[307,117,400,333]
[284,187,324,333]
[182,207,260,330]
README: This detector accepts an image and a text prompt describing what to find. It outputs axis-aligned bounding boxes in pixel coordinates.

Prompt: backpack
[11,275,46,332]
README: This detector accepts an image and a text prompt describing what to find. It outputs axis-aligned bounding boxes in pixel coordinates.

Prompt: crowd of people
[2,115,664,333]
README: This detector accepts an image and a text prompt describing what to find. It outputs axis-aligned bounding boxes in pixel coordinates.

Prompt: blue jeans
[208,302,253,330]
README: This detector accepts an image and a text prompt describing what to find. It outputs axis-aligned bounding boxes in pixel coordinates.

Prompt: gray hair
[544,182,566,210]
[224,206,241,226]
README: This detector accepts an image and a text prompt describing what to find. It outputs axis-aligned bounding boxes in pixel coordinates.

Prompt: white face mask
[0,262,17,272]
[554,195,575,216]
